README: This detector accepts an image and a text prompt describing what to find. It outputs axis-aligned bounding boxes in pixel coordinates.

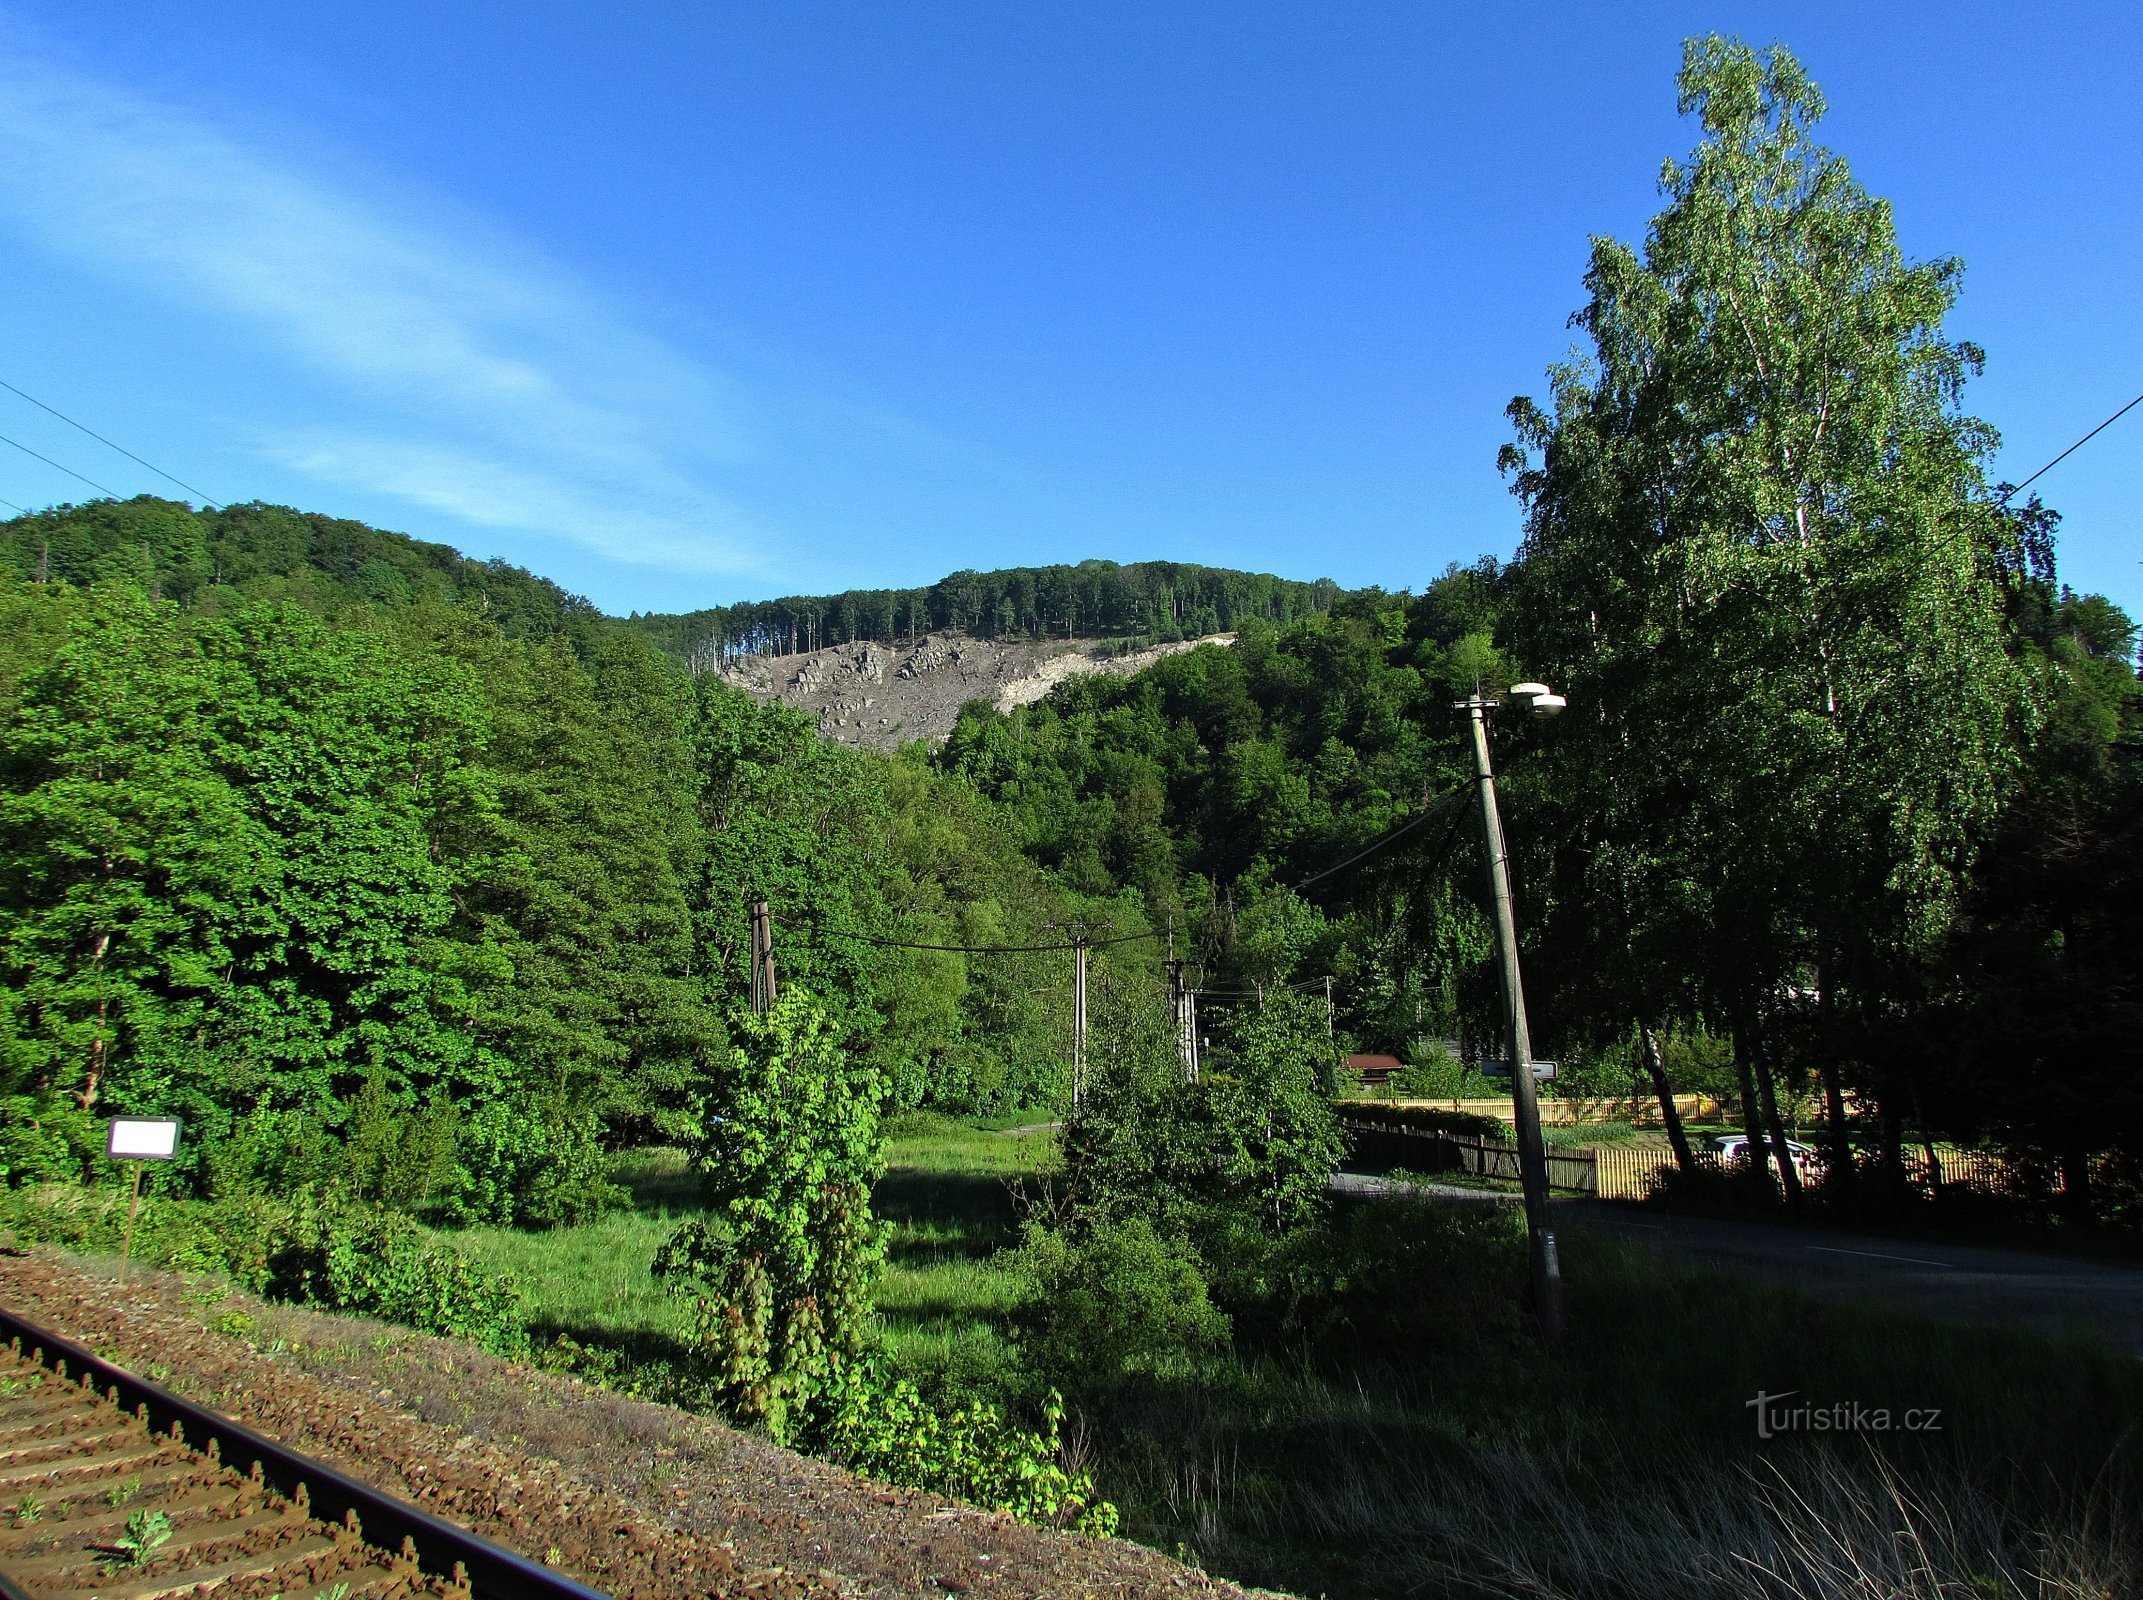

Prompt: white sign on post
[106,1117,181,1285]
[108,1117,181,1161]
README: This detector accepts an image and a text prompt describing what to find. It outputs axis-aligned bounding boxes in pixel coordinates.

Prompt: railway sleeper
[6,1500,309,1579]
[0,1480,240,1552]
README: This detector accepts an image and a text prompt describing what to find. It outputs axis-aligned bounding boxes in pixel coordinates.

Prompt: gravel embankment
[0,1249,1264,1600]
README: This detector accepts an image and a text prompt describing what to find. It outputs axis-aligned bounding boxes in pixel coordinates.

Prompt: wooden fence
[1340,1118,1603,1194]
[1340,1121,2039,1204]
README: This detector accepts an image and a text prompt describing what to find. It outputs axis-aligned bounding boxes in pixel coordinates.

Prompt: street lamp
[1456,682,1566,1341]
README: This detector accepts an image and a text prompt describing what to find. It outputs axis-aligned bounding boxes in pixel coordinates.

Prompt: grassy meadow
[447,1111,1051,1392]
[438,1110,2143,1599]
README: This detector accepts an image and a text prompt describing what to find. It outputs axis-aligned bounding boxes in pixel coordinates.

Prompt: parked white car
[1705,1133,1822,1182]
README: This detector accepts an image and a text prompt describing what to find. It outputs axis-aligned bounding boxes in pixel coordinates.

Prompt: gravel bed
[0,1250,1267,1600]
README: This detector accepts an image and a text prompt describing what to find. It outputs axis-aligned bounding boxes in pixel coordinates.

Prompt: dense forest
[0,498,1159,1222]
[626,558,1342,672]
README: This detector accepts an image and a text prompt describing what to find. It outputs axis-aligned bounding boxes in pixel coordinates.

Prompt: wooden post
[119,1163,143,1285]
[748,899,777,1014]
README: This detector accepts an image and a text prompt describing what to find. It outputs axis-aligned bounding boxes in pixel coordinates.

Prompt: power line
[0,494,24,515]
[0,380,221,508]
[1996,391,2143,507]
[0,432,123,500]
[1289,784,1469,895]
[826,927,1161,956]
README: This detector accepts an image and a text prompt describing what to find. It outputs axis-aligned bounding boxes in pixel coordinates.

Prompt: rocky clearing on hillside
[0,1251,1265,1600]
[718,633,1233,751]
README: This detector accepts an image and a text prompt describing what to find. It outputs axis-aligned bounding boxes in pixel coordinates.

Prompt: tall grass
[447,1120,2140,1599]
[447,1118,1047,1391]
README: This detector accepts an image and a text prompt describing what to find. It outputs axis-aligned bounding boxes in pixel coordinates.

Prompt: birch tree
[1503,37,2028,1187]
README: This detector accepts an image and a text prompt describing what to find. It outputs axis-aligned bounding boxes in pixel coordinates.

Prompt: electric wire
[0,378,222,507]
[0,494,24,514]
[0,430,123,499]
[1289,783,1468,895]
[822,927,1161,956]
[1995,390,2143,506]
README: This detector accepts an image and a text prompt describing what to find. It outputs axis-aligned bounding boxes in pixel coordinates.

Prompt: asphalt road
[1330,1171,2143,1356]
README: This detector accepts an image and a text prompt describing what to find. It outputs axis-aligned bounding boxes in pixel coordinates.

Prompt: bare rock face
[714,631,1232,750]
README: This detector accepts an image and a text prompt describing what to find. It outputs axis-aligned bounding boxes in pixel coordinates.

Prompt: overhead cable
[1996,391,2143,506]
[827,927,1161,956]
[0,431,122,500]
[1289,784,1469,894]
[0,379,222,507]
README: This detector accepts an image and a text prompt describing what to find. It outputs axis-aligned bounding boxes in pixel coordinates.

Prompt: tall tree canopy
[1498,37,2032,1175]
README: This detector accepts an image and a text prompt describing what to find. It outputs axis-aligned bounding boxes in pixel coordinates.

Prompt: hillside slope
[720,629,1235,749]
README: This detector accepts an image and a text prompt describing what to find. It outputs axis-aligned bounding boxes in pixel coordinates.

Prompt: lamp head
[1507,681,1564,719]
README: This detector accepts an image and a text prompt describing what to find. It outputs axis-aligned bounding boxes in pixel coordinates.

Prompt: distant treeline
[626,559,1345,670]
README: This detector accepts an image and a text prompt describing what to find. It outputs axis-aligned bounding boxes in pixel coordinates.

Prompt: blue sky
[0,2,2134,619]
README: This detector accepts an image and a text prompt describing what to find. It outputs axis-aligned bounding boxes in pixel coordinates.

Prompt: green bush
[1013,1217,1232,1386]
[1389,1041,1463,1099]
[0,1092,97,1186]
[654,991,886,1439]
[447,1094,625,1228]
[808,1353,1117,1536]
[0,1181,527,1356]
[265,1195,529,1356]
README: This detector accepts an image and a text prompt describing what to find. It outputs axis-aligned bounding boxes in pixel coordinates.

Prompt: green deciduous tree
[654,990,886,1438]
[1501,36,2029,1187]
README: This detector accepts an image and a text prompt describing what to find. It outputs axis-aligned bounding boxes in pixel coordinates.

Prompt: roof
[1345,1054,1404,1070]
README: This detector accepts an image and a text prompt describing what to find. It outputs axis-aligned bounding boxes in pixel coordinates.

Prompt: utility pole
[1071,936,1088,1108]
[1459,691,1566,1342]
[1048,918,1112,1108]
[1166,959,1200,1081]
[748,898,777,1015]
[1324,974,1337,1090]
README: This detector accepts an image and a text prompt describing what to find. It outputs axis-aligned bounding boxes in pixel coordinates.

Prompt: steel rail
[0,1303,614,1600]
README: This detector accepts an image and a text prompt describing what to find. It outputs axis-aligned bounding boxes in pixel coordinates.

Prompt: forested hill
[625,559,1344,671]
[3,489,2139,1218]
[0,496,1350,669]
[1,495,593,639]
[0,494,1161,1223]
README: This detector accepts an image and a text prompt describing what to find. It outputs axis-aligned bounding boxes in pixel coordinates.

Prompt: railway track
[0,1308,611,1600]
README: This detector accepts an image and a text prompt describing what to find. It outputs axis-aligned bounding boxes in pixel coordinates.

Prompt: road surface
[1331,1170,2143,1356]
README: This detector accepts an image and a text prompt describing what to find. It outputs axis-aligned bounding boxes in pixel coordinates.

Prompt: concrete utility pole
[1046,917,1113,1108]
[748,898,777,1015]
[1071,936,1088,1108]
[1166,959,1200,1081]
[1459,689,1566,1341]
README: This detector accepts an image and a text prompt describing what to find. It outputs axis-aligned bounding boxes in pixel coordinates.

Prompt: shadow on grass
[611,1155,702,1215]
[873,1170,1023,1259]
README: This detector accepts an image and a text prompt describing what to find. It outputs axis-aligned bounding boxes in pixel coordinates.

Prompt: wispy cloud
[0,39,764,576]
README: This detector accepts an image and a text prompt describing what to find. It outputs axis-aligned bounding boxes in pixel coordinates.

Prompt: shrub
[808,1353,1117,1536]
[1058,989,1342,1248]
[654,991,886,1440]
[266,1195,529,1356]
[447,1093,624,1228]
[0,1092,97,1186]
[1333,1101,1509,1141]
[1389,1041,1463,1099]
[1013,1217,1231,1386]
[0,1181,527,1356]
